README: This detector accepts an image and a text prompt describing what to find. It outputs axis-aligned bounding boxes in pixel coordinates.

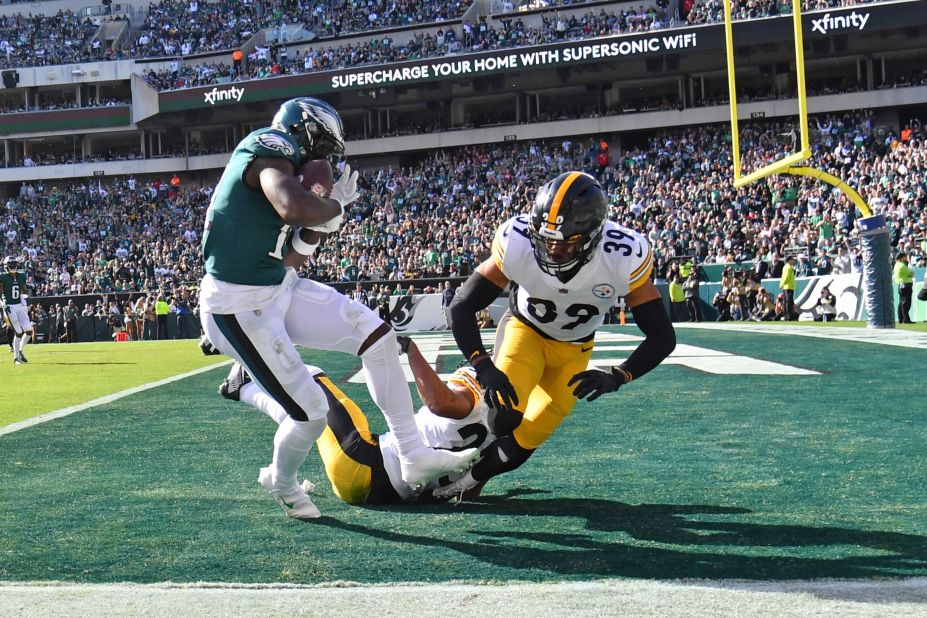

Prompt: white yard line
[675,323,927,350]
[0,578,924,617]
[0,360,232,437]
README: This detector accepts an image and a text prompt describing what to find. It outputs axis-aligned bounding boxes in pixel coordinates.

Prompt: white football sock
[360,329,425,464]
[241,382,289,425]
[12,335,21,356]
[19,332,30,353]
[270,416,326,495]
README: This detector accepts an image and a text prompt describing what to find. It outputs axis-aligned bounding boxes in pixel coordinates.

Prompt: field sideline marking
[0,577,925,616]
[676,323,927,349]
[0,360,232,437]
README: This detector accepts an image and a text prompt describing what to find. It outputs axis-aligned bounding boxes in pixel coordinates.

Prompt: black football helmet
[529,171,607,278]
[271,97,345,164]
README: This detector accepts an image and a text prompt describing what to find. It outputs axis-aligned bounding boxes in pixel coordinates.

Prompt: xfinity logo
[204,86,245,105]
[811,11,869,35]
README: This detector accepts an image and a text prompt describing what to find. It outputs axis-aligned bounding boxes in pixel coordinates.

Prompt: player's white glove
[330,163,360,209]
[310,164,359,234]
[308,211,344,234]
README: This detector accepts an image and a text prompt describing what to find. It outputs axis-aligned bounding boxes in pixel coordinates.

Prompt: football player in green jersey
[0,256,32,365]
[200,97,478,520]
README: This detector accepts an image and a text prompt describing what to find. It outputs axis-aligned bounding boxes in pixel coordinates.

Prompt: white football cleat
[257,466,321,520]
[400,447,481,487]
[432,471,480,501]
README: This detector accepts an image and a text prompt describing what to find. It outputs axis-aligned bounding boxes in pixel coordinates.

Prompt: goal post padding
[859,214,895,329]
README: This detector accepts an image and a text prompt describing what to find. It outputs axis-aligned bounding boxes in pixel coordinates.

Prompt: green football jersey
[202,128,303,286]
[0,271,27,304]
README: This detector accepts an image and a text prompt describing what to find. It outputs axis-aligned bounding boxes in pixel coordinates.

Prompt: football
[299,158,334,198]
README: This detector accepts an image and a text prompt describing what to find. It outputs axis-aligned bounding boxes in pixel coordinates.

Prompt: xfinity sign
[811,11,869,34]
[204,86,245,105]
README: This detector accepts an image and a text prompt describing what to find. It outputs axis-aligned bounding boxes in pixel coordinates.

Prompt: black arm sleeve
[448,272,504,364]
[619,297,676,381]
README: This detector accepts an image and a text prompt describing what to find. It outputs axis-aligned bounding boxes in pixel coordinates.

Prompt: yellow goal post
[722,0,897,327]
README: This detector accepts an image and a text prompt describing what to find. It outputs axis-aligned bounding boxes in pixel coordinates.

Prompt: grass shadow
[328,491,927,581]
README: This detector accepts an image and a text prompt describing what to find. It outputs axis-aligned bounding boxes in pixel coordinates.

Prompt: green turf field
[0,340,226,427]
[0,326,925,586]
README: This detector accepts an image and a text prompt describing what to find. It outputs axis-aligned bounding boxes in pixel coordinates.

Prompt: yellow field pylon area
[722,0,873,218]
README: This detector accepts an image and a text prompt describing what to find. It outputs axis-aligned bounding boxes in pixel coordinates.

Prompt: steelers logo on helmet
[529,171,607,280]
[271,97,345,164]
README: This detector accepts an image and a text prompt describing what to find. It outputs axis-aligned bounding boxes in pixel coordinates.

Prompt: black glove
[473,357,519,415]
[488,404,523,436]
[396,335,411,355]
[569,368,625,402]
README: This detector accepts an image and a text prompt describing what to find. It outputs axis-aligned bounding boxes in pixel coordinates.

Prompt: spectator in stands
[833,245,852,274]
[2,111,926,325]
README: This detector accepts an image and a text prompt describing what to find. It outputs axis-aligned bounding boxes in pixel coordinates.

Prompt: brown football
[299,159,334,198]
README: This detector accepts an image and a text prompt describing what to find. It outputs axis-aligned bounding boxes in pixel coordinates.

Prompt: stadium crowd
[1,111,924,312]
[0,0,892,88]
[0,10,102,69]
[0,98,129,115]
[141,0,900,92]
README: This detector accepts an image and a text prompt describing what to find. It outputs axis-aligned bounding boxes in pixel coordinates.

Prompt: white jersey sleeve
[380,367,496,501]
[415,368,493,453]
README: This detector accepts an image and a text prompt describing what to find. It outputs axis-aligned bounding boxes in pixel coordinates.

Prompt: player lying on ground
[440,171,676,500]
[219,335,496,504]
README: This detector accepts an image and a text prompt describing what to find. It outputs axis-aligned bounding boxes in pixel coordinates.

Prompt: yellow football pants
[495,315,593,450]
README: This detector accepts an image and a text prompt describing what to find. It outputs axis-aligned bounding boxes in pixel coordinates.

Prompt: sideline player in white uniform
[219,335,496,504]
[439,171,677,499]
[199,97,478,520]
[0,256,33,365]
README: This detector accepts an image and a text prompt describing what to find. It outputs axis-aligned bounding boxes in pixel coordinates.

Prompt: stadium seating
[2,112,923,308]
[0,0,921,332]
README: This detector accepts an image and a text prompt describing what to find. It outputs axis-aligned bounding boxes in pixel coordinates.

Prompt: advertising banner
[158,0,926,112]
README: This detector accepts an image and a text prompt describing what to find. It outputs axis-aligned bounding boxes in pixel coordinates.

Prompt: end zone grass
[0,340,225,427]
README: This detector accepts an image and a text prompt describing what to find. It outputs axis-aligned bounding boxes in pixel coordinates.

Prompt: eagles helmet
[529,171,608,278]
[3,256,20,273]
[270,97,345,164]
